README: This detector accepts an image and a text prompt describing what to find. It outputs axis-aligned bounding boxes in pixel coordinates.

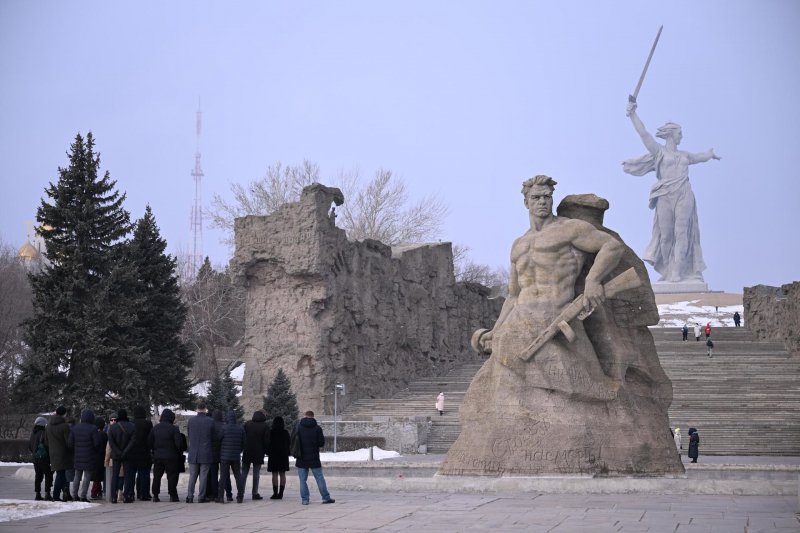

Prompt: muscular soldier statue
[477,175,623,396]
[440,175,683,477]
[623,100,720,283]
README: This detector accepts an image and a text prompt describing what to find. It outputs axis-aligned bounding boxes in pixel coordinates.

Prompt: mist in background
[1,0,798,293]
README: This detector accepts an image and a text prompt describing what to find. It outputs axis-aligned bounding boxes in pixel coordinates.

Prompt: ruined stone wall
[744,282,800,356]
[231,184,503,415]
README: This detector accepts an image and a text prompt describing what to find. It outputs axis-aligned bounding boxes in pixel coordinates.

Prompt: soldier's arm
[570,221,623,311]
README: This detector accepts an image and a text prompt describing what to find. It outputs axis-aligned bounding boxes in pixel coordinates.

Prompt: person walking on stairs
[706,337,714,358]
[687,428,700,463]
[681,324,688,341]
[693,324,702,341]
[436,392,445,416]
[267,416,291,500]
[705,323,711,339]
[29,417,52,501]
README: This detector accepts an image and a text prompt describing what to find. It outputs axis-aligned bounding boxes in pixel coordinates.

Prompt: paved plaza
[1,468,798,532]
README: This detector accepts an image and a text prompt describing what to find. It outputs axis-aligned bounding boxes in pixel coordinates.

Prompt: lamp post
[334,383,345,453]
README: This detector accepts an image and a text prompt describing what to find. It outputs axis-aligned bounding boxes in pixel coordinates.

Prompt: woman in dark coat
[687,428,700,463]
[91,417,107,499]
[267,416,291,499]
[130,405,153,500]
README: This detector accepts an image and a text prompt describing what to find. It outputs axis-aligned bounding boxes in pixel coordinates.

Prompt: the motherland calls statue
[439,176,684,477]
[623,100,720,289]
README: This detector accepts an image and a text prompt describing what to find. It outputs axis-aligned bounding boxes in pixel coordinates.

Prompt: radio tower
[188,99,204,282]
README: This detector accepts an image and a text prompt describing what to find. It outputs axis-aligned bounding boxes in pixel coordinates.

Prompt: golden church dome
[18,239,40,261]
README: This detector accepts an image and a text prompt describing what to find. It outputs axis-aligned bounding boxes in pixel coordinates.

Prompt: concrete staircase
[342,328,800,455]
[653,327,800,456]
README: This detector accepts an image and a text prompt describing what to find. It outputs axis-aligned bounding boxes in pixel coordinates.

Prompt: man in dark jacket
[108,408,138,503]
[29,417,52,501]
[291,411,334,505]
[242,410,269,500]
[208,409,231,502]
[218,410,246,504]
[733,311,741,327]
[45,406,73,502]
[91,417,107,500]
[131,405,154,501]
[148,408,183,502]
[186,402,215,503]
[68,408,102,502]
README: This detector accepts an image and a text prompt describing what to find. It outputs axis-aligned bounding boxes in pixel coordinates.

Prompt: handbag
[290,428,302,460]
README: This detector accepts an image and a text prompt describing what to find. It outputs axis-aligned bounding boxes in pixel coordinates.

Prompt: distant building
[17,220,50,273]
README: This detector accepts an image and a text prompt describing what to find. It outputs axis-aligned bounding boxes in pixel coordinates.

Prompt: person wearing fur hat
[29,417,52,501]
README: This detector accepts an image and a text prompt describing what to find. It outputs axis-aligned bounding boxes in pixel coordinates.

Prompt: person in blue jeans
[291,411,334,505]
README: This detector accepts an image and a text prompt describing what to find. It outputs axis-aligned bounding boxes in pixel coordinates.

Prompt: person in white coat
[693,324,702,342]
[674,428,682,452]
[436,393,445,417]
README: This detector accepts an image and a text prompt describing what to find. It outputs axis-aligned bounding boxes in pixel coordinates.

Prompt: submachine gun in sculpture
[520,267,642,361]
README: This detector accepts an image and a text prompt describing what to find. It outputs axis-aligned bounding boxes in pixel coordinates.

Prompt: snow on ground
[655,300,743,328]
[0,500,97,523]
[288,447,400,464]
[0,462,31,467]
[230,363,244,381]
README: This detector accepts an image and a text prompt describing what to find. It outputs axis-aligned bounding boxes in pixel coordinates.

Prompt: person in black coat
[108,408,138,503]
[148,408,183,502]
[131,405,154,501]
[29,417,52,501]
[90,417,107,500]
[242,410,270,500]
[207,409,232,501]
[68,409,102,502]
[218,410,246,504]
[267,416,290,500]
[688,428,700,463]
[291,411,334,505]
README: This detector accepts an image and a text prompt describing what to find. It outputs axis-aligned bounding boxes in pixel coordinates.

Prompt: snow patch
[655,301,743,328]
[230,363,245,381]
[0,499,98,523]
[288,447,401,464]
[0,462,31,467]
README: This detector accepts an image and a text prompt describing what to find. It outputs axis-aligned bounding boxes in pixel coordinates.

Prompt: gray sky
[1,1,798,293]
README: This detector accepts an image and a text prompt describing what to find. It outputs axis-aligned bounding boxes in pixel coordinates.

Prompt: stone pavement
[2,468,799,532]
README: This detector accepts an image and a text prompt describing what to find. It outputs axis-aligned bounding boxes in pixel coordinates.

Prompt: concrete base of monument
[651,280,711,294]
[15,459,798,496]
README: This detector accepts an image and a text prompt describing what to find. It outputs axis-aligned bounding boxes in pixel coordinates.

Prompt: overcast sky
[1,1,798,293]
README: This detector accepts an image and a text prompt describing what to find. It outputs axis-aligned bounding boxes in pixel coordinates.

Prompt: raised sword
[626,25,663,116]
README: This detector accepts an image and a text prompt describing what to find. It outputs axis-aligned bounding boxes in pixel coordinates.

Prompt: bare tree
[208,161,449,247]
[335,167,449,245]
[208,161,320,246]
[180,258,245,382]
[453,242,509,288]
[0,236,34,438]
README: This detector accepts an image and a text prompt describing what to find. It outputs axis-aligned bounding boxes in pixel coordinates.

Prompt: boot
[45,491,53,501]
[270,485,279,499]
[252,493,263,500]
[52,493,62,502]
[63,489,73,501]
[153,494,160,502]
[35,492,43,501]
[277,485,285,500]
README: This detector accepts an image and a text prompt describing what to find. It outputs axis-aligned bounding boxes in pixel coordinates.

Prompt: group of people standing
[681,322,715,358]
[672,427,701,463]
[28,402,335,506]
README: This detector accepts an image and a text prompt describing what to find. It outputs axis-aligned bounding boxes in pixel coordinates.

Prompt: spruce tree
[205,375,227,414]
[223,371,245,424]
[128,206,193,409]
[204,370,244,423]
[14,133,144,412]
[262,369,299,431]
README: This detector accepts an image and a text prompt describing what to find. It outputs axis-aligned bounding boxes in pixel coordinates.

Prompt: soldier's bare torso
[511,217,592,311]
